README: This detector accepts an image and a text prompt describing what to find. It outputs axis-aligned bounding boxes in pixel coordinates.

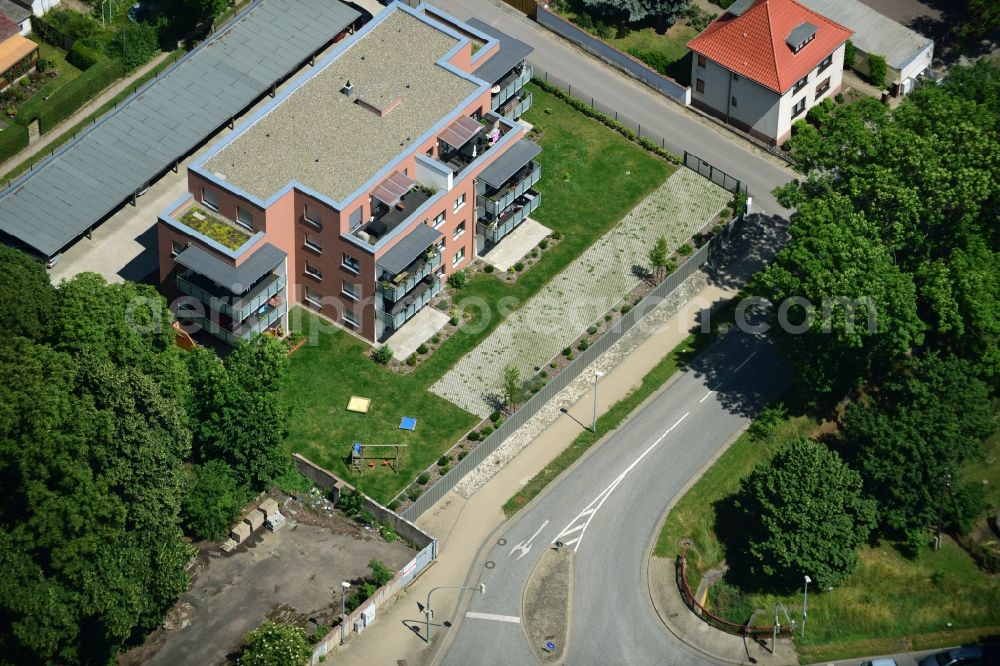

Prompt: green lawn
[281,83,673,503]
[654,408,1000,663]
[32,41,83,102]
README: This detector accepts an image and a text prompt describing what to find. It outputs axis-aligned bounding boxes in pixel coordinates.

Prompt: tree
[732,438,876,589]
[182,460,248,541]
[648,235,669,282]
[838,355,993,537]
[843,39,856,68]
[0,245,54,341]
[238,622,311,666]
[501,364,521,412]
[867,53,887,89]
[581,0,690,25]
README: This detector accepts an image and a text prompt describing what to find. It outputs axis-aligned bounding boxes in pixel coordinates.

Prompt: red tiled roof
[0,12,19,42]
[687,0,853,94]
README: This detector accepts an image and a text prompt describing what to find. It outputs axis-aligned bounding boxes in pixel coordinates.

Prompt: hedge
[66,41,106,71]
[531,78,680,164]
[0,122,29,164]
[18,58,125,134]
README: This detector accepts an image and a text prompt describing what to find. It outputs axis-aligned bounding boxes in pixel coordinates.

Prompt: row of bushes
[18,57,125,134]
[0,123,29,165]
[532,77,680,164]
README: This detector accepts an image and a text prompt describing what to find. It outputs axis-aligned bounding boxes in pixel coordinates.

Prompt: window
[305,263,323,280]
[305,287,323,308]
[237,206,253,231]
[342,253,360,274]
[432,211,446,229]
[202,187,218,211]
[453,193,466,213]
[814,77,831,99]
[303,203,321,229]
[452,247,465,267]
[342,281,360,301]
[792,74,808,93]
[170,240,183,257]
[818,53,833,73]
[343,307,360,328]
[452,221,466,241]
[697,54,706,68]
[348,206,363,231]
[731,96,738,108]
[696,78,705,94]
[304,234,322,253]
[791,97,806,118]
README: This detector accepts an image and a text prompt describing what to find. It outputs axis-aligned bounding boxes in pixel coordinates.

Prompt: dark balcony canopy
[440,115,482,149]
[372,171,415,206]
[468,18,533,85]
[377,224,442,277]
[478,140,541,190]
[175,242,285,294]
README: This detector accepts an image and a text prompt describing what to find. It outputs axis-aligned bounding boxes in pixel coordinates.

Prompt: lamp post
[424,583,486,645]
[340,581,351,645]
[592,370,604,432]
[801,575,811,638]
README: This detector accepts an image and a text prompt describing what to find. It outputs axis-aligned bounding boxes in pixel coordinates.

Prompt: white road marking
[552,412,690,552]
[466,612,521,623]
[509,520,549,560]
[699,352,758,403]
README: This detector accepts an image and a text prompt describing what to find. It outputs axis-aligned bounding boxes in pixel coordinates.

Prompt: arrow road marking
[509,520,549,560]
[552,412,690,552]
[700,351,757,403]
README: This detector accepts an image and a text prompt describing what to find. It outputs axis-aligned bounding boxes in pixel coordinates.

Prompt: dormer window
[786,22,817,53]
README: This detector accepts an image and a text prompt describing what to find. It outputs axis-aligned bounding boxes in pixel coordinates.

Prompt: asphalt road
[428,0,796,214]
[441,328,789,666]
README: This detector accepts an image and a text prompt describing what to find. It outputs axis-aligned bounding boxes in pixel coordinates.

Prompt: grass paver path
[430,168,729,417]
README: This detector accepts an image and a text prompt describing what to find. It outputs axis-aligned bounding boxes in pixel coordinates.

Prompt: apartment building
[687,0,853,145]
[157,3,540,346]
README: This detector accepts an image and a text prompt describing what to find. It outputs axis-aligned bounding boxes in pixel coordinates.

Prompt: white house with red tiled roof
[687,0,853,145]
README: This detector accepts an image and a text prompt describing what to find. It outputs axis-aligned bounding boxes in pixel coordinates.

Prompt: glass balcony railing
[379,277,441,331]
[176,301,287,345]
[483,161,541,216]
[491,64,533,112]
[510,91,532,119]
[177,272,286,323]
[481,190,540,244]
[377,251,442,303]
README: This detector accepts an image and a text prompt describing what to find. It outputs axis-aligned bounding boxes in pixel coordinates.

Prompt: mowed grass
[32,41,83,101]
[282,84,674,502]
[654,408,1000,662]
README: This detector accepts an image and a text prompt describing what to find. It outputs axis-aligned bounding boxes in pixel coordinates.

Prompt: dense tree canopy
[838,355,993,537]
[754,62,1000,400]
[581,0,689,25]
[0,245,53,341]
[237,622,311,666]
[182,460,248,541]
[733,438,876,589]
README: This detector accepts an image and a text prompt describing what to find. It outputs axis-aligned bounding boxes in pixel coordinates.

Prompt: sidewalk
[0,50,175,179]
[330,219,786,666]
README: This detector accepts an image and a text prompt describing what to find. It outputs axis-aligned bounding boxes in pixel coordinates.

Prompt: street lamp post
[801,575,811,638]
[592,370,604,432]
[424,583,486,645]
[340,581,351,645]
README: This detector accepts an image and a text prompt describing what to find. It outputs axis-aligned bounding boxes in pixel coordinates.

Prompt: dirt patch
[523,546,573,662]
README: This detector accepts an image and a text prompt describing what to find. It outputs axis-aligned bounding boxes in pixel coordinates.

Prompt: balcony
[479,190,540,244]
[379,276,441,332]
[497,90,532,120]
[482,161,541,216]
[177,270,286,323]
[177,299,287,345]
[438,113,512,175]
[490,63,533,112]
[377,249,442,303]
[353,187,433,245]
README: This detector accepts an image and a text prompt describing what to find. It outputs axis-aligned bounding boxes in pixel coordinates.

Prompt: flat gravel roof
[205,10,478,203]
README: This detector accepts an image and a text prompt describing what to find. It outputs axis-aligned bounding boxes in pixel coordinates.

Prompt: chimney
[341,80,353,96]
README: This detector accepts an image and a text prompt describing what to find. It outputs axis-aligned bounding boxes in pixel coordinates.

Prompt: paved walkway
[430,168,729,417]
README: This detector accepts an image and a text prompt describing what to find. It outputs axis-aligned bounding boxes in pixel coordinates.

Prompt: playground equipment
[350,442,407,474]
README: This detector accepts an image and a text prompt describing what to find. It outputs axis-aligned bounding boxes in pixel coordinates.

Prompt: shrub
[450,315,460,326]
[550,362,557,368]
[447,269,468,289]
[490,410,502,423]
[834,92,845,104]
[371,344,393,365]
[843,39,856,69]
[566,352,575,360]
[369,559,395,586]
[380,522,399,542]
[66,41,105,70]
[440,464,450,475]
[458,450,467,460]
[431,334,441,343]
[620,304,632,314]
[181,460,247,541]
[0,122,29,164]
[593,20,614,40]
[540,370,548,379]
[513,261,525,272]
[707,581,755,625]
[562,347,572,357]
[578,339,589,351]
[587,325,598,335]
[238,622,311,666]
[104,23,160,72]
[551,230,563,240]
[406,353,417,366]
[337,489,363,517]
[387,499,400,511]
[677,243,693,256]
[479,425,494,437]
[417,343,429,354]
[407,487,421,502]
[417,473,430,485]
[529,249,538,258]
[437,456,449,467]
[604,314,612,322]
[484,264,494,273]
[868,54,887,89]
[467,430,481,441]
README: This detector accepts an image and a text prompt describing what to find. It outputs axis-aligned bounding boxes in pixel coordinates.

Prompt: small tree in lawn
[648,235,669,282]
[732,438,876,590]
[502,364,521,413]
[238,622,311,666]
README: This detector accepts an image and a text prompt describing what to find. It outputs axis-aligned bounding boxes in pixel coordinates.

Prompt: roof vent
[341,80,353,96]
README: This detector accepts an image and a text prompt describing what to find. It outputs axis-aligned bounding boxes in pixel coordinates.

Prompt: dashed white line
[700,352,758,403]
[466,612,521,623]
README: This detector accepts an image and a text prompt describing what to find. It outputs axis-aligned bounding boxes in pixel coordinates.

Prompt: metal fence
[684,151,748,196]
[401,218,744,520]
[531,64,686,158]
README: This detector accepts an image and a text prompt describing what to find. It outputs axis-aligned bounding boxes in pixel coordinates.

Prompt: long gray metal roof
[467,18,533,85]
[175,242,285,293]
[478,139,540,189]
[377,224,442,277]
[0,0,360,257]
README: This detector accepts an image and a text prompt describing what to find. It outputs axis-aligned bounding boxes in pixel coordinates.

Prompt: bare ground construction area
[121,496,414,666]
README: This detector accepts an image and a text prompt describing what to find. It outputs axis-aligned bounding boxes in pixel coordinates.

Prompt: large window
[342,253,360,274]
[432,211,446,229]
[818,53,833,74]
[303,202,322,229]
[814,77,831,99]
[696,78,705,94]
[305,263,323,280]
[202,187,218,211]
[697,54,706,68]
[453,193,466,213]
[452,247,465,267]
[452,221,465,241]
[304,234,322,253]
[342,281,360,301]
[171,240,183,257]
[305,287,323,308]
[792,74,809,93]
[237,206,254,231]
[348,206,363,231]
[343,307,360,328]
[791,97,806,118]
